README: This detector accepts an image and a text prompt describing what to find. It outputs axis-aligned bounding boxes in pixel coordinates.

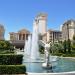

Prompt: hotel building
[62,19,75,41]
[0,24,5,40]
[35,13,47,35]
[9,29,30,49]
[42,29,62,43]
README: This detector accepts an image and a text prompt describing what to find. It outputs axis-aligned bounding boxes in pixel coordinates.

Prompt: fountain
[30,20,40,60]
[24,40,27,54]
[24,35,32,56]
[22,14,75,74]
[23,16,57,70]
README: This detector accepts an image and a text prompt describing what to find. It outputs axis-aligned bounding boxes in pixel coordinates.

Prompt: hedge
[0,65,26,74]
[0,50,14,54]
[0,54,23,65]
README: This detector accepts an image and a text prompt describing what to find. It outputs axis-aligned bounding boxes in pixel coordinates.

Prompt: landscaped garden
[0,40,26,74]
[1,36,75,74]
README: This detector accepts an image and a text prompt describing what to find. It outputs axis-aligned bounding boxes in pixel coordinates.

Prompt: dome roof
[18,28,30,34]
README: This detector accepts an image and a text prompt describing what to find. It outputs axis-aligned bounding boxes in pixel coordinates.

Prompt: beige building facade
[9,29,30,49]
[34,13,62,43]
[47,29,62,43]
[35,13,47,35]
[0,24,5,40]
[42,29,62,43]
[9,29,30,41]
[62,19,75,41]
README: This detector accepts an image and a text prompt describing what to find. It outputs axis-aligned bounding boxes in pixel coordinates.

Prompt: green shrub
[0,40,14,50]
[39,45,44,54]
[72,45,75,50]
[51,53,63,56]
[0,50,14,54]
[0,54,23,65]
[62,53,75,57]
[0,65,26,74]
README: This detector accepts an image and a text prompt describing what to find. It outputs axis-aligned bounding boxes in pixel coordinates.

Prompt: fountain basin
[23,56,75,73]
[27,71,75,75]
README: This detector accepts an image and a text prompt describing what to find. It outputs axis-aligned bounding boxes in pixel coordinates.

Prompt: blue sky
[0,0,75,40]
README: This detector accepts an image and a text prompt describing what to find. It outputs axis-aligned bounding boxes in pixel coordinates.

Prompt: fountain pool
[23,56,75,73]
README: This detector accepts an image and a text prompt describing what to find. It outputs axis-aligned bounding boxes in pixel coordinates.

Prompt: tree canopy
[0,40,14,50]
